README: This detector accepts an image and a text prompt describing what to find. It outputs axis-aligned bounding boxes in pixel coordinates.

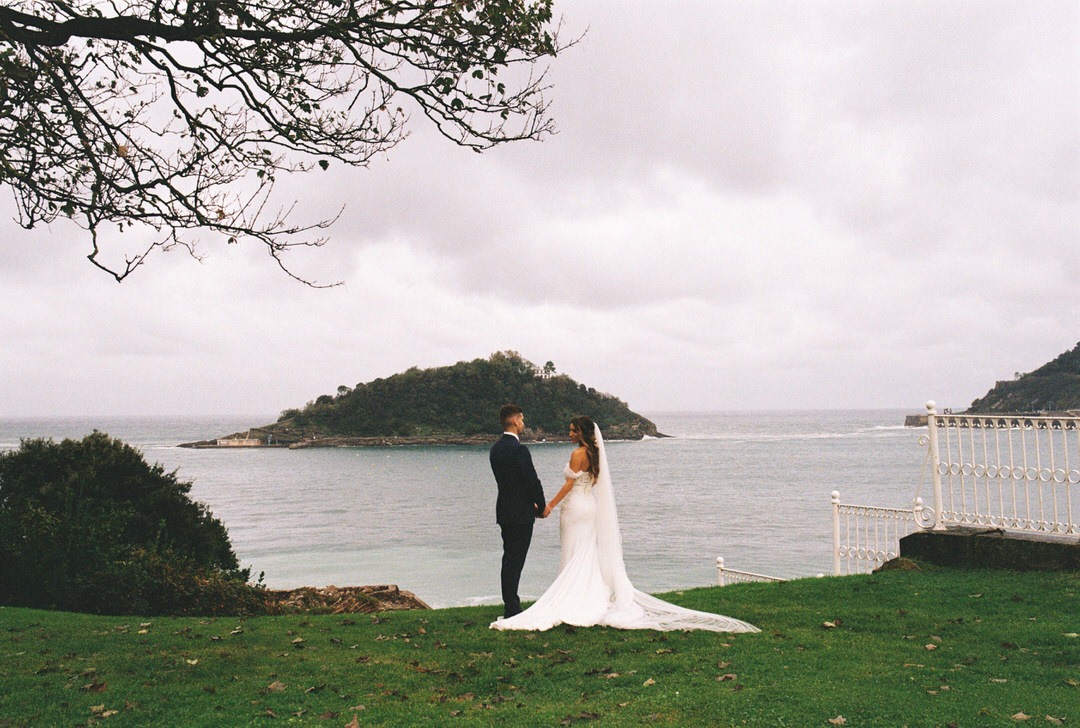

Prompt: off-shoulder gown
[492,455,759,633]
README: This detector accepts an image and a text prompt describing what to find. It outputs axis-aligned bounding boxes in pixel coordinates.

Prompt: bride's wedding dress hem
[490,431,758,634]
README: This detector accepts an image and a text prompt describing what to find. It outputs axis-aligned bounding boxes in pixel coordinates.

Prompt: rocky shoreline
[180,426,668,449]
[264,584,431,614]
[178,434,499,449]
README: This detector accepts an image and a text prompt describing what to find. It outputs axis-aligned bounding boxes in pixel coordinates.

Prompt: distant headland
[905,340,1080,425]
[180,351,665,448]
[965,340,1080,415]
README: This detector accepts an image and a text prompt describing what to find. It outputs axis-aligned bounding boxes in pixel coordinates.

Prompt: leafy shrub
[0,432,266,615]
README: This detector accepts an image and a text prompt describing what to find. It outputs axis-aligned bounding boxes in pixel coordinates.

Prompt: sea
[0,411,928,608]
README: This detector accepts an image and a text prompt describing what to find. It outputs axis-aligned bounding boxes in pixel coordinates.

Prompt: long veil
[593,426,759,632]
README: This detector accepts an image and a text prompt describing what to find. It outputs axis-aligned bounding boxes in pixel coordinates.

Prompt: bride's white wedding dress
[491,427,759,633]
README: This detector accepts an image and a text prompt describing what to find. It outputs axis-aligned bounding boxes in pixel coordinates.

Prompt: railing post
[925,400,944,529]
[831,490,841,575]
[716,556,725,586]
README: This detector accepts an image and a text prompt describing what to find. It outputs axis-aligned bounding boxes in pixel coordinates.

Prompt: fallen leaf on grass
[1063,633,1079,639]
[717,673,738,682]
[345,714,361,728]
[89,704,119,718]
[185,659,199,665]
[828,716,847,725]
[1012,713,1031,721]
[1046,716,1065,725]
[642,678,656,687]
[925,644,938,651]
[267,680,287,692]
[822,622,838,629]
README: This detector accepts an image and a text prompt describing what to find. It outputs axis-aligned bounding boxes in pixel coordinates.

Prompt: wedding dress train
[491,427,758,633]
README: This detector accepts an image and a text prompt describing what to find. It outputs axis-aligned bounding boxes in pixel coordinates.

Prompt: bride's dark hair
[571,416,600,479]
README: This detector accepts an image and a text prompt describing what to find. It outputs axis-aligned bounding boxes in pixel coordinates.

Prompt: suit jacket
[490,433,546,525]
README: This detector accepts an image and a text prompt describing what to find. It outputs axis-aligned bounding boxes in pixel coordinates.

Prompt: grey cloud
[1,0,1077,415]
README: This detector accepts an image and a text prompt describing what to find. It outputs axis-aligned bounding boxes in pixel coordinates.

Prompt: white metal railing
[715,557,786,586]
[719,404,1080,583]
[830,491,926,575]
[720,490,925,582]
[921,401,1080,536]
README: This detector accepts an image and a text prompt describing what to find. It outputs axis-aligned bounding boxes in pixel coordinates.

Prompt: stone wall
[901,527,1080,571]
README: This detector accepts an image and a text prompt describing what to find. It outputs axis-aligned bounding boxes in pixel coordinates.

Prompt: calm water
[0,411,926,607]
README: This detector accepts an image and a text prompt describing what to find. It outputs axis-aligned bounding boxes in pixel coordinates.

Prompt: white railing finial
[926,400,937,414]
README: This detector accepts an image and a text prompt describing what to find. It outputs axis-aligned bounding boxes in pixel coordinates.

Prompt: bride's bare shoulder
[569,446,588,470]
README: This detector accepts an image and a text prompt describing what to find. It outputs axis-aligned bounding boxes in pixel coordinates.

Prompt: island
[180,351,665,448]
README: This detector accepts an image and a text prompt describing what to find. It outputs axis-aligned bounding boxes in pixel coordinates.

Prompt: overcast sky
[2,0,1077,418]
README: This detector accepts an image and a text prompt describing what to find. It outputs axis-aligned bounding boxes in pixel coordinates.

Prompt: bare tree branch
[0,0,569,283]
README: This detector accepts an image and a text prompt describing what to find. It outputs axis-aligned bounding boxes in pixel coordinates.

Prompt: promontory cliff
[181,351,664,448]
[965,340,1080,414]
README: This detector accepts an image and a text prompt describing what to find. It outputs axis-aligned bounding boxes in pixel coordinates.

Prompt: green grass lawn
[1,566,1076,727]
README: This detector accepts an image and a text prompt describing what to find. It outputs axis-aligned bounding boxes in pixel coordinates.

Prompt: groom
[490,403,547,618]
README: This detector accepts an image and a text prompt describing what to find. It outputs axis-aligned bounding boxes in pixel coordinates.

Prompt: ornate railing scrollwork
[921,402,1080,537]
[831,491,920,575]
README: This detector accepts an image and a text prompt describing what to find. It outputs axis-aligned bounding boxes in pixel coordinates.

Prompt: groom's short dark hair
[499,404,523,428]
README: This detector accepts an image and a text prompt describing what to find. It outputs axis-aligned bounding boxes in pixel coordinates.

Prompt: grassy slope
[1,567,1076,727]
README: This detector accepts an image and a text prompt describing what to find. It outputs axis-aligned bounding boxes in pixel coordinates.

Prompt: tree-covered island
[181,352,664,448]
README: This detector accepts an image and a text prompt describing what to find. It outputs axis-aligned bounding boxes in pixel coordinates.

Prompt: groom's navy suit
[490,433,546,617]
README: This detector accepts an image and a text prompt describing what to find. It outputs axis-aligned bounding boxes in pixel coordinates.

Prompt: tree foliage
[0,0,565,283]
[0,431,262,615]
[966,341,1080,414]
[272,351,661,439]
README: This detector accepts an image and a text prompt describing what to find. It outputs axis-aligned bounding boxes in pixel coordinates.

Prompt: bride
[491,416,758,633]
